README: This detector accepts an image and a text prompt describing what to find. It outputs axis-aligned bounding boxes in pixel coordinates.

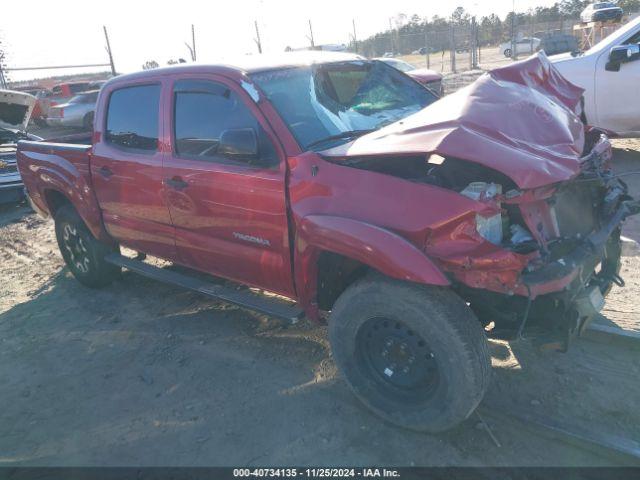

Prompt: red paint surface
[406,68,443,84]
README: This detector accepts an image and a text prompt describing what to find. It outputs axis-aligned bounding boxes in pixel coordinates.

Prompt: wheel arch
[43,188,73,217]
[294,215,449,318]
[41,186,111,243]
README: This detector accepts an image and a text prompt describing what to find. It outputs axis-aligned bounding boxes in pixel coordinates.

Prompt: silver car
[46,90,99,130]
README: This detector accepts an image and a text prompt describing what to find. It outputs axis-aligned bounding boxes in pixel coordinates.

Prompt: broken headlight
[475,213,503,245]
[461,182,504,245]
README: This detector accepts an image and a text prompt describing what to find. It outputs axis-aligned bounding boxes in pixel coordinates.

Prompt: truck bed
[16,138,104,239]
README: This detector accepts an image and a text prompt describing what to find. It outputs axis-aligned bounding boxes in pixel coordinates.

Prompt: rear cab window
[105,84,161,153]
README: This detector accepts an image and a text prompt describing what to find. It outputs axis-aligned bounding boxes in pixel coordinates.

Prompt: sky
[1,0,559,82]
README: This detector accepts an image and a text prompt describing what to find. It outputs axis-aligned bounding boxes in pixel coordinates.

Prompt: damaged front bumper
[438,137,639,347]
[521,198,639,293]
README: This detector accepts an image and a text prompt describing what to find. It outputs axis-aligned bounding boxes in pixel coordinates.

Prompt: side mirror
[218,128,258,159]
[606,44,640,72]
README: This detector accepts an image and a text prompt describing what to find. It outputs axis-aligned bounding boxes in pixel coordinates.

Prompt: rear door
[91,80,177,260]
[162,76,295,297]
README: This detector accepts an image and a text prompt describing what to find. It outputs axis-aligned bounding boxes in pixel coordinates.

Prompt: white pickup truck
[550,16,640,137]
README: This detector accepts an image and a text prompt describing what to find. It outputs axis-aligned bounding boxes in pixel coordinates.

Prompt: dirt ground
[1,140,639,466]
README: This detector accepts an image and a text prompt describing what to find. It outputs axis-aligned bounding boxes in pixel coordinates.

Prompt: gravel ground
[1,129,639,466]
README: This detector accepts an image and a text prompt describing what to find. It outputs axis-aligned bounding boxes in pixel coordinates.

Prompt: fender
[295,215,449,317]
[17,142,109,242]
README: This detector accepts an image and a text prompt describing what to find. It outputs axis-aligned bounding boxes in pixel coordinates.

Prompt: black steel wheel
[54,204,120,288]
[329,274,491,432]
[83,112,94,131]
[356,317,440,403]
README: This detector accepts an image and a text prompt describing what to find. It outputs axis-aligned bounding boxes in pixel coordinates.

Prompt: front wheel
[54,204,120,288]
[503,48,512,58]
[329,275,491,432]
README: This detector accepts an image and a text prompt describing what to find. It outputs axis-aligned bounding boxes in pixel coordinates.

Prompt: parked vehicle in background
[0,90,39,203]
[580,2,623,23]
[46,90,99,129]
[14,87,50,126]
[47,81,93,108]
[551,16,640,137]
[375,57,444,95]
[17,52,639,433]
[88,80,108,90]
[538,33,580,56]
[499,37,541,57]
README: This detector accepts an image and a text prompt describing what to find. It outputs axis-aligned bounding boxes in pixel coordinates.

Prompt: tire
[83,112,94,131]
[503,48,512,58]
[54,204,120,288]
[329,274,491,432]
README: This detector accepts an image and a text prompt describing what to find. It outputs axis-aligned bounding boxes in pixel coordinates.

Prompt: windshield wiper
[306,129,374,150]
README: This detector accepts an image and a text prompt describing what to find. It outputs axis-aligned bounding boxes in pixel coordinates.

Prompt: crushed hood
[322,53,586,189]
[0,90,36,132]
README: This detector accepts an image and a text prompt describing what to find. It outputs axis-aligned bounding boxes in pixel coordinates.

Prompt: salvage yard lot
[1,141,639,466]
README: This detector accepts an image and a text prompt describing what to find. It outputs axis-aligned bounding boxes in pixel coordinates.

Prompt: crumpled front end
[427,132,639,345]
[318,54,638,346]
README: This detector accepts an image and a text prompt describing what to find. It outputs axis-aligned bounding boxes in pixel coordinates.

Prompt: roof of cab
[105,51,367,86]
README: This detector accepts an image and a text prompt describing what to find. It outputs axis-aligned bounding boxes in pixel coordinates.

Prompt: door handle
[98,166,113,178]
[164,176,189,190]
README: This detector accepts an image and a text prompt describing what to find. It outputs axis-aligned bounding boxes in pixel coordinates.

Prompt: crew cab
[551,16,640,137]
[17,52,638,432]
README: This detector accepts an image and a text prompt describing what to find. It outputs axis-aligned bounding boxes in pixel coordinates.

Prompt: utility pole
[388,18,395,53]
[103,26,116,76]
[254,21,263,54]
[191,24,196,61]
[450,21,456,73]
[471,16,478,69]
[307,20,315,49]
[424,24,430,69]
[185,25,197,61]
[352,19,358,53]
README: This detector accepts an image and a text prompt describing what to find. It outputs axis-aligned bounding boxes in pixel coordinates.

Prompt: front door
[594,33,640,136]
[162,77,295,297]
[91,81,177,260]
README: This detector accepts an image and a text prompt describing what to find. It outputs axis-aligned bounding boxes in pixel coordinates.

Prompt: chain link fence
[353,11,639,93]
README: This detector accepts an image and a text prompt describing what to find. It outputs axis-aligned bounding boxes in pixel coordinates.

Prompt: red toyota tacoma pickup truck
[17,52,639,432]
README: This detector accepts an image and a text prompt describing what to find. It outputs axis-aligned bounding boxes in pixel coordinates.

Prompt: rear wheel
[329,274,491,432]
[83,112,94,131]
[54,205,120,288]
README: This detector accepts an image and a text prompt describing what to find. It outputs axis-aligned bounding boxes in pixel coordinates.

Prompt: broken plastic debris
[241,81,260,102]
[510,224,534,244]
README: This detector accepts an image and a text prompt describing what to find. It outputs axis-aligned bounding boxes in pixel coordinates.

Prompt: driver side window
[173,79,278,168]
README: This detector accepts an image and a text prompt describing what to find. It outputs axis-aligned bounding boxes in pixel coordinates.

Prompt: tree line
[354,0,640,57]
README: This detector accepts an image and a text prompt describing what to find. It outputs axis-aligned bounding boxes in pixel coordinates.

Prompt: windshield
[594,3,615,9]
[251,60,436,150]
